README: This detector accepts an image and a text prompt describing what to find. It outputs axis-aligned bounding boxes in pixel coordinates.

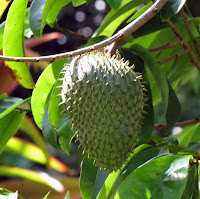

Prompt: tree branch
[0,0,168,62]
[179,9,200,58]
[155,118,200,130]
[158,49,187,64]
[166,20,200,70]
[148,41,183,52]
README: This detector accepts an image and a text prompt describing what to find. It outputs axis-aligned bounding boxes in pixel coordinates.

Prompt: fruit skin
[60,51,145,172]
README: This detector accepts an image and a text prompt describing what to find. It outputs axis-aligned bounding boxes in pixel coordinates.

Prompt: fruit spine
[59,51,145,171]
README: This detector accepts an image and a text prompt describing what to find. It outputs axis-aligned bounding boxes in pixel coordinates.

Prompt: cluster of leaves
[1,0,200,198]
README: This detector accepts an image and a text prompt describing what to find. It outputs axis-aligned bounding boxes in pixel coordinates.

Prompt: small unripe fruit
[60,52,145,171]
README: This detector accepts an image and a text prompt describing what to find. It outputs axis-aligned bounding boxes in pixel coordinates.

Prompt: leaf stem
[158,49,187,64]
[179,9,200,58]
[54,23,89,42]
[155,118,200,130]
[148,41,183,52]
[0,0,168,62]
[166,20,200,70]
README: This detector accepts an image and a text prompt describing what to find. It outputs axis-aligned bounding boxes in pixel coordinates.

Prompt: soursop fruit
[60,51,145,171]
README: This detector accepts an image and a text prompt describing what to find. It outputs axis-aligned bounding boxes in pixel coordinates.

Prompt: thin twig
[54,23,89,42]
[149,41,183,52]
[0,0,168,62]
[179,9,200,58]
[158,49,187,64]
[166,20,200,70]
[155,118,200,130]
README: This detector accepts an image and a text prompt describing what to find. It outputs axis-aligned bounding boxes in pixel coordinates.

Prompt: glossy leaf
[31,60,65,129]
[0,0,11,19]
[131,44,181,133]
[72,0,87,7]
[0,110,26,155]
[106,0,122,9]
[0,166,65,192]
[46,0,71,27]
[0,22,5,50]
[80,156,98,199]
[175,123,200,147]
[3,0,35,89]
[93,0,150,37]
[0,97,30,119]
[29,0,58,37]
[42,101,58,149]
[182,165,198,199]
[161,0,187,21]
[115,155,190,199]
[97,145,158,199]
[48,63,76,155]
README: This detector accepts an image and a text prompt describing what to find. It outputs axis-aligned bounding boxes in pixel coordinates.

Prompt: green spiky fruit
[60,52,145,171]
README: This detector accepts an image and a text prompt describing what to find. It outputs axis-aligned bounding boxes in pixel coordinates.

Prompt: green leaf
[0,110,26,155]
[115,155,190,199]
[106,0,122,9]
[3,0,35,89]
[29,0,58,37]
[0,97,30,119]
[42,101,58,149]
[64,191,70,199]
[24,8,33,38]
[0,93,8,101]
[182,165,198,199]
[80,156,98,199]
[72,0,87,7]
[58,120,76,155]
[48,64,76,154]
[31,60,66,129]
[43,192,50,199]
[19,115,50,169]
[97,146,159,199]
[0,187,23,199]
[0,0,11,19]
[93,0,150,37]
[0,166,64,192]
[0,22,5,50]
[178,124,200,147]
[46,0,71,28]
[161,0,187,21]
[131,44,181,133]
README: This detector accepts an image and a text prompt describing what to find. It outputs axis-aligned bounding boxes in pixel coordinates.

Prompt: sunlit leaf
[0,110,26,155]
[31,60,66,129]
[46,0,71,27]
[43,191,50,199]
[0,22,5,50]
[72,0,87,7]
[0,166,65,192]
[5,137,70,174]
[64,191,70,199]
[3,0,35,89]
[93,0,150,37]
[161,0,187,21]
[29,0,72,37]
[0,0,11,19]
[115,155,190,199]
